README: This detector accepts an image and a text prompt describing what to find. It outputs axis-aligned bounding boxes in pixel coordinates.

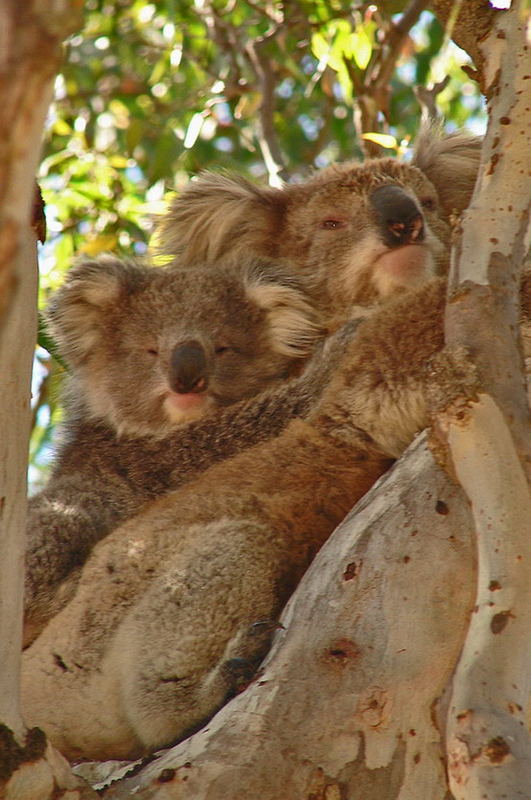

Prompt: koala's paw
[220,618,284,695]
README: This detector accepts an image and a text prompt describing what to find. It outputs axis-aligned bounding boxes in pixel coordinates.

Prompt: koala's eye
[215,345,240,356]
[320,219,347,230]
[420,197,436,212]
[146,347,159,356]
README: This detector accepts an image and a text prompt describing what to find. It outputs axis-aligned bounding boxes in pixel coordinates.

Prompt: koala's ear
[245,262,323,359]
[412,122,482,219]
[155,172,283,263]
[46,255,144,366]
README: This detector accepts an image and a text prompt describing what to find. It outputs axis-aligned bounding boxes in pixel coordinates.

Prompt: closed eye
[420,197,436,211]
[215,345,236,355]
[146,347,159,356]
[320,219,347,230]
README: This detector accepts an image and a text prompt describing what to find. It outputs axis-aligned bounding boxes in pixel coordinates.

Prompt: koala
[46,254,321,436]
[21,275,531,762]
[25,129,478,647]
[156,126,482,326]
[24,253,323,646]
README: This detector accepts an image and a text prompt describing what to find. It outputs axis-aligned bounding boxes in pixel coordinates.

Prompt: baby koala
[25,254,322,646]
[48,253,321,437]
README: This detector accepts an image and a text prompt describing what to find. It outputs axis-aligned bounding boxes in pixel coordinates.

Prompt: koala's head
[46,255,322,437]
[156,126,481,325]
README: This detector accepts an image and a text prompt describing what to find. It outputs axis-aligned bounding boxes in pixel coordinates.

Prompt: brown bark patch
[323,638,361,668]
[343,561,360,580]
[359,687,391,729]
[490,609,514,634]
[483,736,511,764]
[435,500,449,515]
[157,768,176,783]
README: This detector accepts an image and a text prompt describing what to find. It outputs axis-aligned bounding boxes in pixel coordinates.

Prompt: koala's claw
[221,657,258,693]
[248,619,285,636]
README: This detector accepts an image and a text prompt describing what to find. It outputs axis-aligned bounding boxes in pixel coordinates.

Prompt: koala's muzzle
[170,340,209,394]
[370,185,424,248]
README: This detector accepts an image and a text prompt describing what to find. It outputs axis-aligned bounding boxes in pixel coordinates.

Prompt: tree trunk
[0,3,96,798]
[434,5,531,797]
[429,0,495,91]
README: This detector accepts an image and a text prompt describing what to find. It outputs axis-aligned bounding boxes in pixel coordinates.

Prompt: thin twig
[246,26,289,186]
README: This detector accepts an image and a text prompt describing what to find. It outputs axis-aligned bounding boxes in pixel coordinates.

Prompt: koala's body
[23,276,531,761]
[24,254,322,646]
[157,127,482,326]
[26,129,481,646]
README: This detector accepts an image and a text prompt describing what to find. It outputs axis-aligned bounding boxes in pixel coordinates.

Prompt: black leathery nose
[370,185,425,248]
[170,340,208,394]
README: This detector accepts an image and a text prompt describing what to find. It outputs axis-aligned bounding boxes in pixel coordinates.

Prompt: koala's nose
[370,185,425,248]
[169,340,209,394]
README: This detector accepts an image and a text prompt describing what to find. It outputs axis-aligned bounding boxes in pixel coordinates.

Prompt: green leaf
[351,27,372,70]
[311,32,330,62]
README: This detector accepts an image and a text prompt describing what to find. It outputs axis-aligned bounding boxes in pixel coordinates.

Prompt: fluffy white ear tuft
[46,255,144,368]
[412,122,482,218]
[246,271,323,358]
[155,172,280,264]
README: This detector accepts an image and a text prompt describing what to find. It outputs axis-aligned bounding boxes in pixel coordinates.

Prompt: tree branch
[354,0,430,156]
[0,3,97,797]
[434,4,531,795]
[101,437,477,799]
[429,0,496,91]
[245,28,289,187]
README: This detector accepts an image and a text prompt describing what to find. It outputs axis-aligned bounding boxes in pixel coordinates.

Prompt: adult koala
[25,254,322,646]
[21,275,531,761]
[23,126,508,757]
[157,126,481,326]
[25,127,482,644]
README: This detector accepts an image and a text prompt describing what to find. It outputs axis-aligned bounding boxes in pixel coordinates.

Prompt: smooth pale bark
[0,3,97,798]
[0,229,96,800]
[100,435,474,799]
[438,4,531,797]
[0,229,38,742]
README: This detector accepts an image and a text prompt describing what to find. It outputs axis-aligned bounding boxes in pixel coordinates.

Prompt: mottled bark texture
[436,4,531,797]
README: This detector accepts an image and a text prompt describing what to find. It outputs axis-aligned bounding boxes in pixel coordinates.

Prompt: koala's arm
[24,420,155,646]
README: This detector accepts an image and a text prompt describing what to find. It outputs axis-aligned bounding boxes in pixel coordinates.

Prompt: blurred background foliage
[31,0,486,490]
